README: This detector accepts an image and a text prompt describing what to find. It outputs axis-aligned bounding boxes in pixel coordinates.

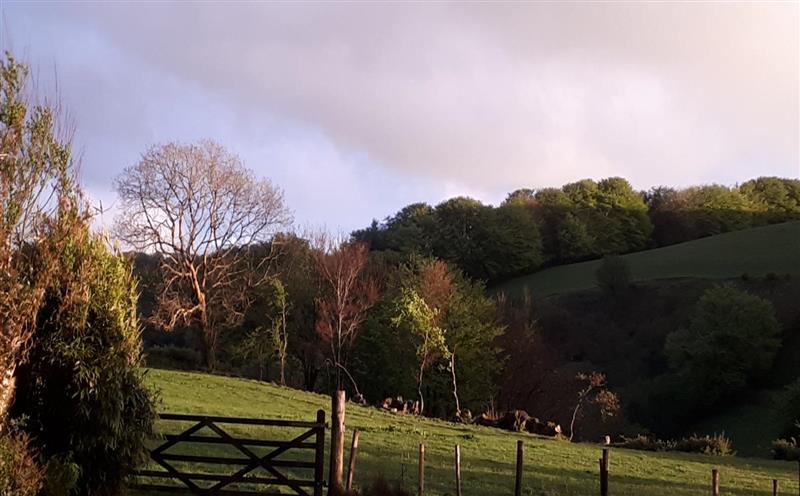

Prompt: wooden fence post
[314,409,326,496]
[515,440,524,496]
[772,478,778,496]
[346,429,360,491]
[454,444,462,496]
[418,443,425,496]
[599,448,609,496]
[329,391,346,495]
[711,469,720,496]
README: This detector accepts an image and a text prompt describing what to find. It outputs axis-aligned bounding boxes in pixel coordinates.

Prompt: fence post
[314,409,326,496]
[418,443,425,496]
[773,478,778,496]
[599,448,609,496]
[329,391,346,495]
[454,444,462,496]
[711,469,720,496]
[515,440,524,496]
[346,429,360,491]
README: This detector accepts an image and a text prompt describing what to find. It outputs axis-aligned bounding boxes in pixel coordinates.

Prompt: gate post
[315,409,326,496]
[329,390,346,495]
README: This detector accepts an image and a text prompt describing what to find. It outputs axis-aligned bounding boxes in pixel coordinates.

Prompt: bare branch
[113,140,292,369]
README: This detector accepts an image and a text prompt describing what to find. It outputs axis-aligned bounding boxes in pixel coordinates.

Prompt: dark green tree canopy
[664,284,780,406]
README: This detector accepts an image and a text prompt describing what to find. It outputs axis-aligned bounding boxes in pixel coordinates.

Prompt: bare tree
[0,53,78,425]
[313,238,378,393]
[114,140,291,370]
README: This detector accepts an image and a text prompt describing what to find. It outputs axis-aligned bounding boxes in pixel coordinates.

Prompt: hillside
[494,221,800,298]
[135,368,799,496]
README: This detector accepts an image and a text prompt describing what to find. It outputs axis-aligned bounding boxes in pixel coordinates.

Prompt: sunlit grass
[132,368,799,495]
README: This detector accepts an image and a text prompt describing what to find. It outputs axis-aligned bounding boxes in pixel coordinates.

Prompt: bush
[596,255,632,294]
[42,455,79,496]
[618,433,734,456]
[11,228,157,496]
[673,433,734,456]
[618,435,667,452]
[772,438,800,461]
[0,428,43,496]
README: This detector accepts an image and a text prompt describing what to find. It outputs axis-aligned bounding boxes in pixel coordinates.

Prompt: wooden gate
[130,410,326,496]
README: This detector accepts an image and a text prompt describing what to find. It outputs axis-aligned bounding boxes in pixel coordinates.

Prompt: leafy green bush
[618,435,667,452]
[596,255,633,294]
[11,227,157,496]
[772,438,799,461]
[42,454,79,496]
[619,433,733,456]
[0,428,42,496]
[673,433,734,456]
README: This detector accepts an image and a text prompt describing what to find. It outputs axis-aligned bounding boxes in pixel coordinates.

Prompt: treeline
[353,177,800,282]
[138,239,505,421]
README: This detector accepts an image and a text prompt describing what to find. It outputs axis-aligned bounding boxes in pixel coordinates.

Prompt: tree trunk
[450,352,461,418]
[0,365,16,429]
[279,355,286,386]
[417,364,426,415]
[201,314,217,371]
[303,357,319,392]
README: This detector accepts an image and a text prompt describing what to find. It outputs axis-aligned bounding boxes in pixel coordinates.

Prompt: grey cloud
[5,2,799,220]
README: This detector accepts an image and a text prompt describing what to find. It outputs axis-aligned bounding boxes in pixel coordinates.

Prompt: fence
[129,411,326,496]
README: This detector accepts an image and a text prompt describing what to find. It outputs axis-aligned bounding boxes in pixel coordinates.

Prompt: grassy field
[133,368,800,496]
[494,221,800,298]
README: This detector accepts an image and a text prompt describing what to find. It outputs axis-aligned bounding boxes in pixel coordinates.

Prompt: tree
[431,197,487,277]
[391,287,450,415]
[479,203,543,280]
[237,277,291,384]
[12,225,156,496]
[114,140,291,370]
[1,52,75,425]
[739,177,800,222]
[274,234,324,391]
[664,284,780,407]
[352,202,437,260]
[313,239,378,393]
[557,212,595,261]
[269,278,290,386]
[236,277,290,383]
[569,372,607,441]
[595,255,633,294]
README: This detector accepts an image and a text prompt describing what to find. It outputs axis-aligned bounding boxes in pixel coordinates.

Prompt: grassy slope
[137,368,799,496]
[495,221,800,298]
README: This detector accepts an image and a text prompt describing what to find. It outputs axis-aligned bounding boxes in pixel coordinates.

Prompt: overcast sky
[2,2,798,232]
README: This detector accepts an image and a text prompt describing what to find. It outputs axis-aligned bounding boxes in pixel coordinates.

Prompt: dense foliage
[0,427,42,496]
[619,433,734,456]
[12,226,156,495]
[355,176,800,283]
[351,259,504,418]
[664,285,780,408]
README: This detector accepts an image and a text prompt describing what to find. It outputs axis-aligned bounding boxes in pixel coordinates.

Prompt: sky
[2,2,799,233]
